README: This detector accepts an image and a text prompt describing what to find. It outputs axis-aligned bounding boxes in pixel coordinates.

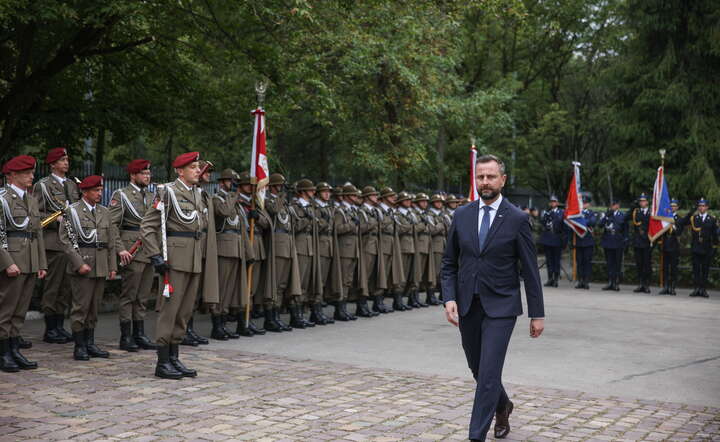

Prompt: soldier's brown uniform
[34,174,80,342]
[426,200,448,305]
[0,185,46,370]
[238,192,269,309]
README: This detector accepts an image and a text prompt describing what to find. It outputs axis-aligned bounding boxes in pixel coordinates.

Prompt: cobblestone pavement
[1,339,718,441]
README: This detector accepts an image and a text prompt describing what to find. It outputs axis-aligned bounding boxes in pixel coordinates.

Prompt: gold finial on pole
[255,79,268,108]
[470,135,476,149]
[659,149,666,167]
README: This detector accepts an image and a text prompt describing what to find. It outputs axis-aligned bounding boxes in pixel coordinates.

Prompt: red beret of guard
[79,175,104,190]
[172,151,200,168]
[127,159,151,174]
[3,155,36,174]
[45,147,69,164]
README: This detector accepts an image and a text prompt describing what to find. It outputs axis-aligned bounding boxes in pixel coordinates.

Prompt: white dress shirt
[477,194,503,232]
[10,184,26,200]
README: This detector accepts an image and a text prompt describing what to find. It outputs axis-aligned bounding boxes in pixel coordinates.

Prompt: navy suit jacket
[441,197,545,319]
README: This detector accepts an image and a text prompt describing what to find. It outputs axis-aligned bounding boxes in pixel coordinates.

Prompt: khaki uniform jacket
[359,203,386,290]
[0,186,47,273]
[59,201,118,278]
[428,208,448,254]
[377,203,405,287]
[34,175,80,251]
[259,192,302,299]
[109,184,155,263]
[139,179,219,304]
[291,198,323,295]
[239,193,268,260]
[412,207,436,285]
[316,200,344,297]
[395,207,416,254]
[335,202,359,259]
[214,188,253,307]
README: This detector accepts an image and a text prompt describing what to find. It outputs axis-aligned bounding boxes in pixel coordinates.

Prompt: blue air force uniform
[630,194,652,293]
[600,204,628,291]
[658,201,683,295]
[569,203,597,289]
[538,196,565,287]
[682,198,718,297]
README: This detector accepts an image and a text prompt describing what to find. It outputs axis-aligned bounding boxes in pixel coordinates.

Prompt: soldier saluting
[140,152,219,379]
[109,159,157,352]
[0,155,47,372]
[682,198,718,298]
[59,175,118,361]
[34,147,80,344]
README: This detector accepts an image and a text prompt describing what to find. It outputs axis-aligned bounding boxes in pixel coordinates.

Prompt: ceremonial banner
[563,161,588,237]
[250,107,269,209]
[648,166,674,242]
[468,145,479,202]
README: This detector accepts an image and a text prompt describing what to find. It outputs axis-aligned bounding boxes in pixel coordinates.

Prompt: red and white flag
[250,107,269,209]
[468,144,479,202]
[563,161,589,237]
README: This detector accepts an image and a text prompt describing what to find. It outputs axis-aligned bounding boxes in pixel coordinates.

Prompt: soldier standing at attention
[658,199,683,296]
[59,175,117,361]
[377,187,404,312]
[395,191,417,310]
[427,193,447,305]
[538,196,565,287]
[311,182,337,325]
[331,185,361,321]
[289,179,319,328]
[356,186,382,317]
[34,147,80,344]
[0,156,47,372]
[631,193,652,293]
[683,198,718,298]
[600,200,628,291]
[109,159,157,352]
[571,196,598,290]
[411,193,433,308]
[140,152,219,379]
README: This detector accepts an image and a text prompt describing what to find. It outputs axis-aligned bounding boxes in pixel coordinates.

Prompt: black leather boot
[43,314,66,344]
[181,331,200,346]
[274,308,293,331]
[425,289,441,306]
[210,315,229,340]
[251,304,264,319]
[355,299,377,318]
[392,293,409,311]
[9,337,37,369]
[290,304,308,329]
[414,290,429,308]
[169,344,196,377]
[72,331,89,361]
[333,302,352,321]
[0,339,20,372]
[302,305,316,327]
[263,309,284,332]
[236,318,254,337]
[17,335,32,349]
[85,329,109,358]
[552,273,559,287]
[543,272,554,287]
[247,319,266,335]
[602,279,613,290]
[612,277,620,291]
[187,317,209,345]
[670,282,677,295]
[407,291,421,308]
[119,321,139,352]
[155,345,183,379]
[309,303,329,325]
[221,315,240,339]
[55,314,72,342]
[372,295,390,314]
[133,320,157,350]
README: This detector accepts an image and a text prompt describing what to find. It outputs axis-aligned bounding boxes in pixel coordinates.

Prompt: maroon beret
[79,175,104,190]
[127,159,151,174]
[172,152,200,168]
[45,147,69,164]
[3,155,36,174]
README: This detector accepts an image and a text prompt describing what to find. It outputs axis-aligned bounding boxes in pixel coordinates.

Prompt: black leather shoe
[494,400,513,439]
[221,316,240,339]
[210,315,230,340]
[119,321,140,352]
[263,309,284,332]
[187,317,209,345]
[180,332,200,346]
[9,337,37,369]
[155,346,183,379]
[274,309,293,331]
[699,288,709,298]
[72,331,90,361]
[169,344,197,377]
[247,320,266,335]
[643,286,651,294]
[0,339,20,372]
[601,281,613,291]
[55,315,73,342]
[133,320,158,349]
[425,289,442,306]
[236,319,254,337]
[17,335,32,349]
[85,329,109,358]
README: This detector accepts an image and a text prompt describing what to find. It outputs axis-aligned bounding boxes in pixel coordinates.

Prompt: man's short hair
[476,154,506,175]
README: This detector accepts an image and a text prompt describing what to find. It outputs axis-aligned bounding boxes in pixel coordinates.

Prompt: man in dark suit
[442,154,545,441]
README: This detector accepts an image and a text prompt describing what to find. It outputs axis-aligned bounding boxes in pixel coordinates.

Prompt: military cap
[3,155,36,174]
[549,195,559,202]
[430,193,445,203]
[697,197,709,206]
[218,168,238,180]
[269,173,286,186]
[637,193,649,201]
[379,187,396,198]
[173,151,200,168]
[361,186,379,197]
[445,194,460,203]
[413,192,429,202]
[45,147,68,164]
[396,191,411,202]
[198,160,213,172]
[79,175,103,190]
[670,199,679,206]
[316,181,331,191]
[296,179,316,192]
[127,159,151,174]
[331,186,343,196]
[237,171,251,185]
[342,184,360,196]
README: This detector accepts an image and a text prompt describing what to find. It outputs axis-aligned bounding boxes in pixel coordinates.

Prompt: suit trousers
[42,250,72,315]
[155,269,200,346]
[118,260,154,322]
[0,273,36,339]
[692,252,713,289]
[69,275,105,332]
[603,247,623,279]
[459,297,516,440]
[575,246,594,281]
[212,257,239,315]
[634,247,652,285]
[543,246,562,276]
[662,251,679,284]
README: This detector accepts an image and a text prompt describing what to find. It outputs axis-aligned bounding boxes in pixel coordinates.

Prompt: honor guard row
[537,193,719,296]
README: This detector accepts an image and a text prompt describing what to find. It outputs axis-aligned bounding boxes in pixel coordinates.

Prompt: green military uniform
[311,182,340,324]
[34,174,80,343]
[0,184,46,371]
[355,187,381,318]
[109,183,157,351]
[395,192,421,308]
[377,187,406,312]
[411,193,436,307]
[60,195,118,361]
[141,170,219,379]
[334,185,366,320]
[426,194,447,305]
